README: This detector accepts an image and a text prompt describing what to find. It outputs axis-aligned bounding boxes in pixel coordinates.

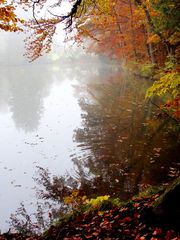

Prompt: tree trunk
[134,0,171,55]
[128,0,138,61]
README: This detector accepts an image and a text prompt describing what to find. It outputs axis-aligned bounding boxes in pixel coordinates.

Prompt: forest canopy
[0,0,180,119]
[1,0,179,62]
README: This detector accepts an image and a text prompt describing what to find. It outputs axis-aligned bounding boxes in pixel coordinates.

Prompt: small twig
[32,0,40,26]
[47,9,62,18]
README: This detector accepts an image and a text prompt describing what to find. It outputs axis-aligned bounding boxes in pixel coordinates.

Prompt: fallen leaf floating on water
[153,148,161,152]
[122,136,128,140]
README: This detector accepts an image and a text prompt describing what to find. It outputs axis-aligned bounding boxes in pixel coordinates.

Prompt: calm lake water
[0,33,179,232]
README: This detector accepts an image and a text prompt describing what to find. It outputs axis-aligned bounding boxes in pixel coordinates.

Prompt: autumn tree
[1,0,179,64]
[72,0,150,62]
[19,0,85,61]
[0,0,179,119]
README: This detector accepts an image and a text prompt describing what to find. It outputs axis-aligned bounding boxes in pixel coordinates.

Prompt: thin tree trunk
[146,28,156,64]
[128,0,138,61]
[148,42,155,64]
[113,5,126,60]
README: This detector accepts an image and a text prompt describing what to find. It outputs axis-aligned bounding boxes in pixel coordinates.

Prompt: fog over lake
[0,31,179,232]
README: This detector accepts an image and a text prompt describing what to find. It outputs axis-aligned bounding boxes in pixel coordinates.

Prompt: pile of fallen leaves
[43,194,179,239]
[1,194,179,240]
[0,233,41,240]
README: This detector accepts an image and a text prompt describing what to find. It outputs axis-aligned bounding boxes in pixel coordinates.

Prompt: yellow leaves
[63,192,110,211]
[145,0,151,6]
[64,196,73,205]
[96,0,111,14]
[146,70,180,98]
[63,189,87,207]
[111,2,116,7]
[0,6,16,23]
[20,19,25,24]
[147,34,160,44]
[168,32,180,45]
[0,2,23,32]
[71,189,79,197]
[86,195,110,207]
[134,7,146,19]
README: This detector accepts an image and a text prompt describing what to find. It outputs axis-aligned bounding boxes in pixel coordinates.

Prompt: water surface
[0,33,179,232]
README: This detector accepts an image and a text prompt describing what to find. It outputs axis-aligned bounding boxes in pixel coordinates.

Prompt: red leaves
[84,235,92,239]
[4,194,178,240]
[153,228,162,236]
[41,194,179,239]
[134,212,140,219]
[163,97,180,121]
[120,216,132,224]
[165,230,178,240]
[100,219,112,230]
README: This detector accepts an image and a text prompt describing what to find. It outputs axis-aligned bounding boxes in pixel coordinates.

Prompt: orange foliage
[74,0,149,62]
[1,0,178,65]
[24,18,60,61]
[163,98,180,120]
[0,0,23,32]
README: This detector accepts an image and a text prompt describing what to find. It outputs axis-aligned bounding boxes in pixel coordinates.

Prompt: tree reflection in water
[9,167,77,234]
[9,71,180,233]
[72,71,179,199]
